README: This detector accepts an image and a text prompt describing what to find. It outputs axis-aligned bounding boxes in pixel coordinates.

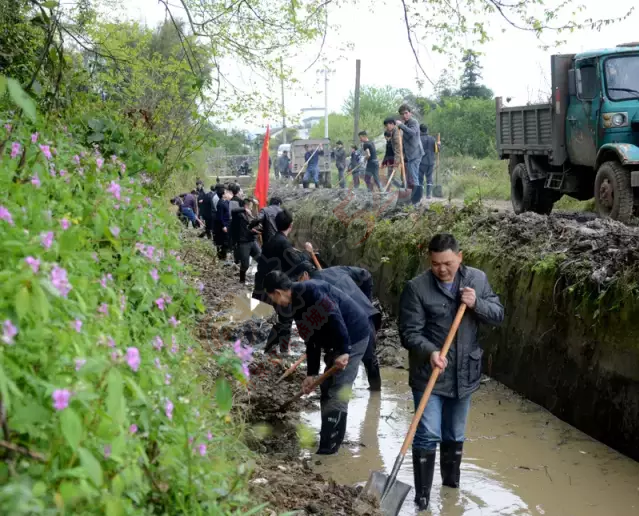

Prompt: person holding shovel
[398,233,503,511]
[395,104,424,204]
[263,270,373,455]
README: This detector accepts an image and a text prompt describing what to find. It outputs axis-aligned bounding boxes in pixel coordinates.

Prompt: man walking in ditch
[250,196,282,246]
[399,233,503,511]
[334,140,347,188]
[264,270,373,454]
[359,131,382,191]
[396,104,424,204]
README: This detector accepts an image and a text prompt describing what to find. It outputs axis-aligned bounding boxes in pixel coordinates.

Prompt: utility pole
[353,59,361,145]
[324,67,329,139]
[280,58,287,144]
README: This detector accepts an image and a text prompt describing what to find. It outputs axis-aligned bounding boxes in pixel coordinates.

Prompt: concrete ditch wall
[286,196,639,461]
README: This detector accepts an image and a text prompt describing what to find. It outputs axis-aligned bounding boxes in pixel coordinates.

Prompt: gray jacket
[334,147,347,168]
[397,118,424,162]
[398,266,504,398]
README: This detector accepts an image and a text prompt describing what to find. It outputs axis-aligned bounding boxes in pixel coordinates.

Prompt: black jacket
[398,266,503,398]
[253,232,299,299]
[291,280,371,375]
[250,205,282,245]
[231,208,257,244]
[310,266,380,330]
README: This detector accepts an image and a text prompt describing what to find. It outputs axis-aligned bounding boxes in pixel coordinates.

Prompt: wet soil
[181,231,381,515]
[374,302,406,369]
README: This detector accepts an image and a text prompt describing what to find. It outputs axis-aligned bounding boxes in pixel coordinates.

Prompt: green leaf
[87,118,105,132]
[215,378,232,413]
[241,503,269,516]
[0,76,6,96]
[7,78,36,121]
[105,498,123,516]
[106,369,125,425]
[31,283,50,321]
[125,377,148,404]
[78,447,103,487]
[15,286,30,321]
[87,132,104,143]
[42,1,59,8]
[61,409,83,451]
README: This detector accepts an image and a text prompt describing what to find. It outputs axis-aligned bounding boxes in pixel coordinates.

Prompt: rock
[251,478,269,485]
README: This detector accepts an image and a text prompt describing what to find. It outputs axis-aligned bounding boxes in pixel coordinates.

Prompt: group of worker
[249,201,504,511]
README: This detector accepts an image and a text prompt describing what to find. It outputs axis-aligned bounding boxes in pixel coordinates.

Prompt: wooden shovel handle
[286,364,341,405]
[276,353,307,384]
[397,129,407,187]
[399,304,467,456]
[305,242,323,270]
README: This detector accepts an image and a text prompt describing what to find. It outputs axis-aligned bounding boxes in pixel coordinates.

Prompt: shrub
[0,121,255,515]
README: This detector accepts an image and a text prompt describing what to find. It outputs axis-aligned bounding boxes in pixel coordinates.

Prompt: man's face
[400,110,411,122]
[268,289,292,306]
[304,146,309,151]
[385,122,395,131]
[358,135,365,143]
[430,250,462,283]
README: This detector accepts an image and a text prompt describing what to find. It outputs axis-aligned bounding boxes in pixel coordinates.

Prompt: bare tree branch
[399,0,435,86]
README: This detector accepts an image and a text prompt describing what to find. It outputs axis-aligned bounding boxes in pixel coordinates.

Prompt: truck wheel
[594,161,633,221]
[511,163,538,214]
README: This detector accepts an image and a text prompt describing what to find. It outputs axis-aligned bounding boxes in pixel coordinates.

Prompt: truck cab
[497,44,639,221]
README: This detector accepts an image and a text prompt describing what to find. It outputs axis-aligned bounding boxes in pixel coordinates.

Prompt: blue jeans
[304,165,320,184]
[411,390,472,451]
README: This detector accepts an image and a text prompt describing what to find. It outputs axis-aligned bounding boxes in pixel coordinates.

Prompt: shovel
[268,364,341,413]
[362,304,467,516]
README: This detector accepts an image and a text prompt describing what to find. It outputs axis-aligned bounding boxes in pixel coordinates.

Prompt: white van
[277,143,291,157]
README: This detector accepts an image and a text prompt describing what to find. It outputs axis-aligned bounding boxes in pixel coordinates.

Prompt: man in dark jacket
[253,209,299,353]
[198,184,217,239]
[215,187,232,260]
[277,151,290,179]
[291,258,382,391]
[396,104,424,204]
[231,198,261,284]
[334,141,347,188]
[264,271,373,455]
[399,233,503,511]
[302,144,323,189]
[347,145,362,189]
[419,124,437,202]
[250,197,282,246]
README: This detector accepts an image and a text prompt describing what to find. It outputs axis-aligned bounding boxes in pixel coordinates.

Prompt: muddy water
[302,367,639,516]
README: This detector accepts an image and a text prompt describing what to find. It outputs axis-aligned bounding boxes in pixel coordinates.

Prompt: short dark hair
[275,209,293,232]
[215,185,225,196]
[269,196,282,206]
[358,131,367,137]
[383,117,396,126]
[210,185,216,191]
[428,233,460,253]
[283,150,288,154]
[196,179,203,185]
[351,144,358,150]
[264,271,292,293]
[398,104,411,114]
[420,124,428,134]
[336,140,343,145]
[191,189,197,195]
[384,130,392,138]
[287,251,315,279]
[230,183,241,195]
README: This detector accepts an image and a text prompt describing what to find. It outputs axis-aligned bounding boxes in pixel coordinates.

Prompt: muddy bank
[272,187,639,462]
[181,232,381,515]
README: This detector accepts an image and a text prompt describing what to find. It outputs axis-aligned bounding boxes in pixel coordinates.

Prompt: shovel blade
[362,471,412,516]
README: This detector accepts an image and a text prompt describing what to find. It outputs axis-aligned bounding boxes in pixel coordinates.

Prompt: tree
[459,50,493,99]
[270,128,299,149]
[343,86,406,123]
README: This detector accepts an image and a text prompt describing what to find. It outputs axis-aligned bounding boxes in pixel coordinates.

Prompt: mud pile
[374,302,406,369]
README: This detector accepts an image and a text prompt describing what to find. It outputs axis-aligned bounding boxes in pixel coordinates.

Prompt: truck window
[577,65,598,100]
[605,55,639,101]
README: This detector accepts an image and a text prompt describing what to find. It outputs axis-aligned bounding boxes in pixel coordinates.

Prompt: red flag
[255,126,270,209]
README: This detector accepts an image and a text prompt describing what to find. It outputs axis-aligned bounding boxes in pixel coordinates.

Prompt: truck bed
[496,100,553,157]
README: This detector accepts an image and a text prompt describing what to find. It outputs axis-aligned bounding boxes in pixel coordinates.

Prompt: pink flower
[73,155,80,165]
[51,265,72,298]
[124,196,130,205]
[153,336,164,351]
[49,168,56,177]
[31,174,41,188]
[4,123,11,132]
[111,155,117,163]
[78,168,84,177]
[144,246,155,260]
[129,424,138,434]
[150,269,159,282]
[196,281,204,292]
[91,252,99,263]
[107,336,116,348]
[154,358,162,369]
[39,145,53,160]
[98,303,108,315]
[165,399,174,420]
[40,231,54,250]
[110,226,120,238]
[10,142,21,159]
[96,157,104,169]
[164,373,171,385]
[187,347,193,355]
[168,316,180,328]
[0,206,14,226]
[59,169,67,177]
[155,297,165,311]
[189,436,194,445]
[73,319,82,333]
[138,227,143,235]
[111,350,122,363]
[170,335,178,354]
[25,256,40,273]
[104,444,112,459]
[121,163,126,173]
[52,389,71,411]
[2,320,18,345]
[207,431,214,441]
[75,358,86,371]
[106,181,121,200]
[126,347,140,372]
[60,218,70,230]
[198,444,207,457]
[31,132,38,143]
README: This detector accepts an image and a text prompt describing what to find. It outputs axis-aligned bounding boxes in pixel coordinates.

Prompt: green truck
[496,44,639,220]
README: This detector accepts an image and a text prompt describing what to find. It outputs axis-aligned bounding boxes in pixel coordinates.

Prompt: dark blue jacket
[291,280,371,375]
[216,199,231,229]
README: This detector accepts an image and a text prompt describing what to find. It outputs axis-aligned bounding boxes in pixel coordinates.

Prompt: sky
[123,0,637,132]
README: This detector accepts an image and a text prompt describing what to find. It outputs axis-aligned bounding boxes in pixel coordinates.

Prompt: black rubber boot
[239,268,247,284]
[316,411,347,455]
[412,448,436,511]
[315,182,320,189]
[440,441,463,488]
[364,360,382,391]
[303,181,309,189]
